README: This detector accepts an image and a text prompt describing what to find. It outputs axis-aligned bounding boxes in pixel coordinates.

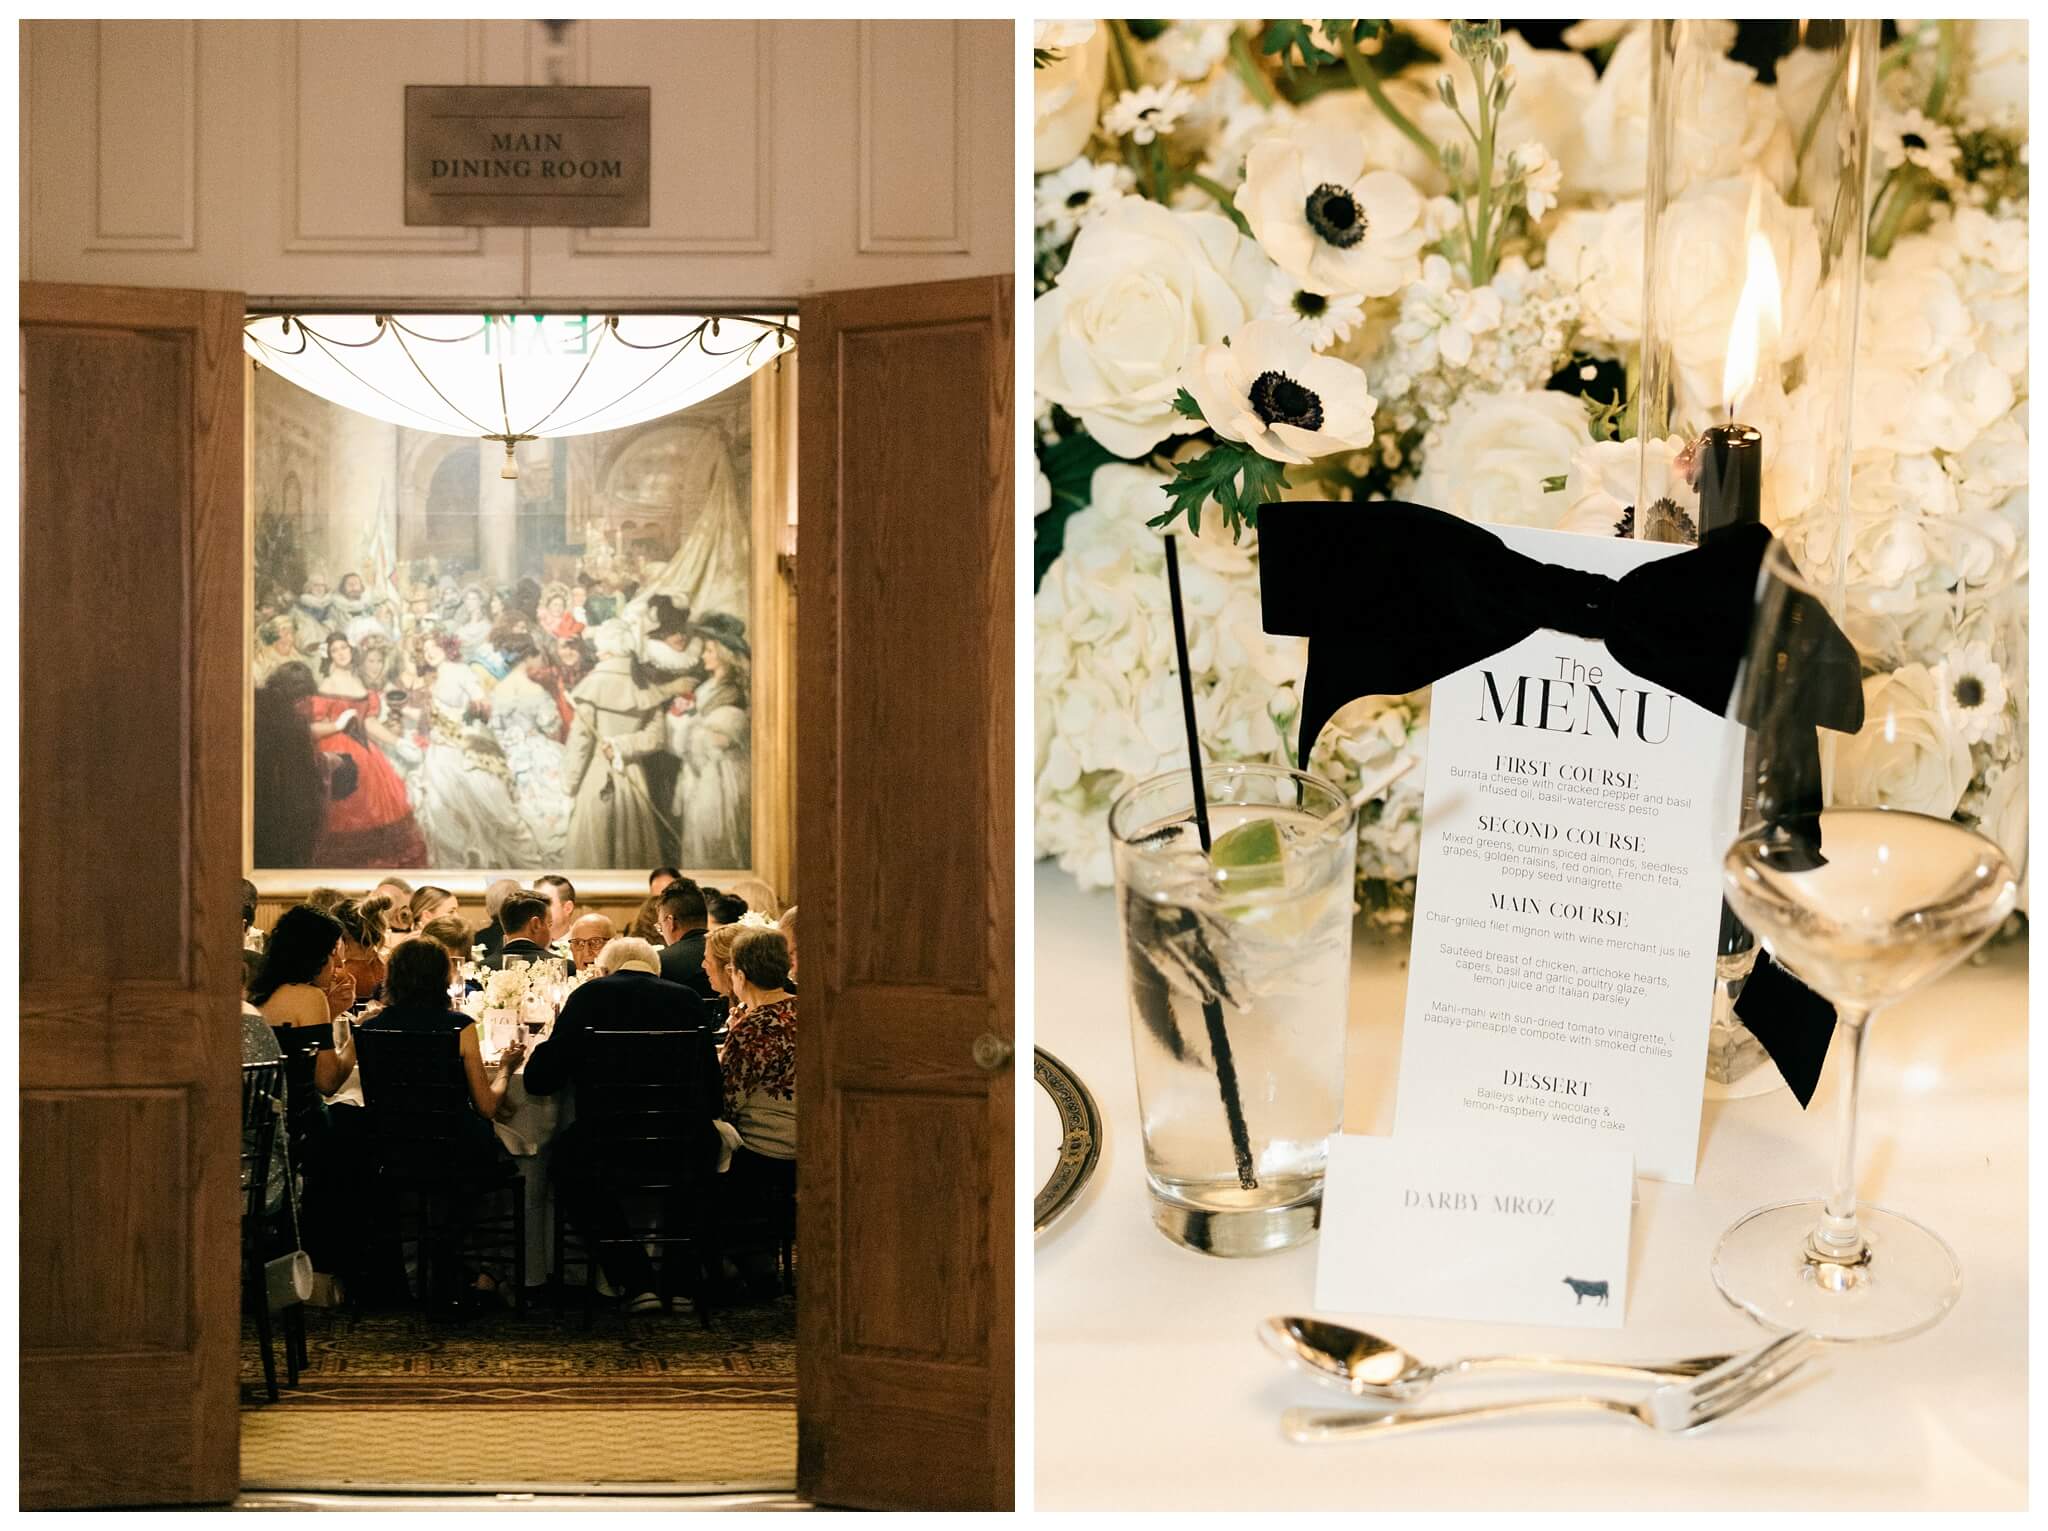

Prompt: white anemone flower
[1934,641,2010,744]
[1104,84,1194,145]
[1180,319,1379,465]
[1236,124,1427,297]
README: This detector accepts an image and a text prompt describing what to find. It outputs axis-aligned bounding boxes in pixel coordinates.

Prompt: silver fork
[1282,1330,1818,1443]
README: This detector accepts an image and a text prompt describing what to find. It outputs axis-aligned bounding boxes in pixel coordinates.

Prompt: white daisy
[1236,122,1427,297]
[1103,84,1194,146]
[1034,20,1096,52]
[1878,107,1962,185]
[1179,318,1379,465]
[1034,156,1133,247]
[1934,641,2010,743]
[1510,141,1562,221]
[1260,274,1367,350]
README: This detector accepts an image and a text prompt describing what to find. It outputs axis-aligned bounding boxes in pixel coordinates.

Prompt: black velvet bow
[1257,499,1865,1107]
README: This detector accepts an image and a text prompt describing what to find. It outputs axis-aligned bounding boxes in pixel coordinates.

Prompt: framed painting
[242,351,795,903]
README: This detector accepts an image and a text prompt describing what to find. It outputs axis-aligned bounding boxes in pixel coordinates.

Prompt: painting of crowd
[250,536,753,873]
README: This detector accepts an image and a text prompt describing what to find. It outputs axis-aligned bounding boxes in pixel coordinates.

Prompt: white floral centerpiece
[1033,18,2028,925]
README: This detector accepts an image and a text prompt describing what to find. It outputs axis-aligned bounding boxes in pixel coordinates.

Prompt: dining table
[488,1040,566,1289]
[1033,862,2028,1511]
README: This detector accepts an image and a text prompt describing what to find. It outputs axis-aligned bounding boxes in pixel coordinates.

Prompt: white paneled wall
[23,18,1013,302]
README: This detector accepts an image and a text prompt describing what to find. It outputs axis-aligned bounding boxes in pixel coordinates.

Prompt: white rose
[1825,664,1973,819]
[1960,19,2028,129]
[1544,202,1646,347]
[1973,761,2028,889]
[1034,25,1107,173]
[1034,200,1273,457]
[1409,389,1592,529]
[1580,27,1791,201]
[1651,177,1822,427]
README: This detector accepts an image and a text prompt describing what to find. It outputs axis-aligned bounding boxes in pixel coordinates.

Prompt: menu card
[1393,525,1743,1184]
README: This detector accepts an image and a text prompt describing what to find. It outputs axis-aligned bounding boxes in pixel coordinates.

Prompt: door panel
[795,275,1014,1511]
[19,282,245,1508]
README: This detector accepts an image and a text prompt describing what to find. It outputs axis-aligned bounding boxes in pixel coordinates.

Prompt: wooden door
[19,283,246,1507]
[795,275,1014,1510]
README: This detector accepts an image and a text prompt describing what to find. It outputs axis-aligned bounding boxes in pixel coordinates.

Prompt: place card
[1314,1132,1634,1329]
[1392,524,1743,1184]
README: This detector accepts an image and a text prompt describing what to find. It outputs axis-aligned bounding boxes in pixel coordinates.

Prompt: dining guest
[701,922,742,1027]
[240,878,263,950]
[725,877,781,919]
[649,866,683,897]
[408,884,460,931]
[415,915,474,962]
[706,893,749,929]
[474,877,523,963]
[524,934,719,1312]
[566,912,615,975]
[249,905,357,1097]
[375,876,416,931]
[333,895,392,1003]
[627,893,666,946]
[656,879,716,1000]
[357,939,524,1304]
[719,928,797,1299]
[534,874,578,942]
[777,905,798,983]
[491,891,554,969]
[306,887,349,914]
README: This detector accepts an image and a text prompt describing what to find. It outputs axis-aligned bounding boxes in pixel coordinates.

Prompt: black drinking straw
[1163,535,1258,1191]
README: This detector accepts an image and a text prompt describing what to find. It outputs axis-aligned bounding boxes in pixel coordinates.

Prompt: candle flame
[1722,184,1782,415]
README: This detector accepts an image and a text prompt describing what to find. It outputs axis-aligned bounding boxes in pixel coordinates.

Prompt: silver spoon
[1259,1315,1734,1401]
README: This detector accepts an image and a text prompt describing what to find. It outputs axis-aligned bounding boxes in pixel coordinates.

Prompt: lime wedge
[1210,816,1286,894]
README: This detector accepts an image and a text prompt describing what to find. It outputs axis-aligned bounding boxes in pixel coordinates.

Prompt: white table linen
[1034,864,2027,1510]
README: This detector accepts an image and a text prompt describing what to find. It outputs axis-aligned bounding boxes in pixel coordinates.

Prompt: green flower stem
[1102,21,1153,198]
[1924,19,1956,117]
[1468,51,1496,285]
[1228,26,1276,108]
[1183,171,1253,235]
[1790,44,1851,205]
[1340,32,1438,164]
[1869,164,1925,257]
[1149,138,1169,204]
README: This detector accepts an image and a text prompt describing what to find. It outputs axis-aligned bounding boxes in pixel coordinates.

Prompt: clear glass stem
[1811,1005,1873,1263]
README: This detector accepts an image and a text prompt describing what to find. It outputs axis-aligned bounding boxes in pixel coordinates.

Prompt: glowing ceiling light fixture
[242,311,797,477]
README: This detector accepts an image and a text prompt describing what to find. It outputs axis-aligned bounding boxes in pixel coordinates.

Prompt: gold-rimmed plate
[1035,1046,1102,1233]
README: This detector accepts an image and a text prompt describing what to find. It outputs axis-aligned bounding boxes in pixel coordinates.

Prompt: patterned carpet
[240,1297,797,1488]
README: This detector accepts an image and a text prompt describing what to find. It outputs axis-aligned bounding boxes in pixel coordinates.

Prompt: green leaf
[1172,388,1205,422]
[1260,20,1337,81]
[1151,441,1291,540]
[1541,474,1567,493]
[1033,428,1127,588]
[1032,47,1060,69]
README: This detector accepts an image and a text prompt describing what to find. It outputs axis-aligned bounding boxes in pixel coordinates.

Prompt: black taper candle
[1691,421,1765,956]
[1163,535,1258,1191]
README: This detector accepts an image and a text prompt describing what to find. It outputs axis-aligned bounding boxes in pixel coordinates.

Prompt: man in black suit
[655,879,718,1000]
[489,891,554,969]
[524,941,720,1310]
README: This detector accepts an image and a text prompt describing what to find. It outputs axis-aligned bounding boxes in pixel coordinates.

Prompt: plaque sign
[405,85,651,228]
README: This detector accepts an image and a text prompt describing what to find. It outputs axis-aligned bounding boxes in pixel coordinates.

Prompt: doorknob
[972,1033,1013,1071]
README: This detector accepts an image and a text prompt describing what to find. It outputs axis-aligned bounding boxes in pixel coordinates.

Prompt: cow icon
[1563,1276,1609,1306]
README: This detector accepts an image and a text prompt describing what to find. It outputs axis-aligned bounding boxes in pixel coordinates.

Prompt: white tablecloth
[493,1065,565,1286]
[1033,863,2027,1510]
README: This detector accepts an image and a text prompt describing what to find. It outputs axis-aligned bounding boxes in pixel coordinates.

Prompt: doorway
[20,275,1013,1510]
